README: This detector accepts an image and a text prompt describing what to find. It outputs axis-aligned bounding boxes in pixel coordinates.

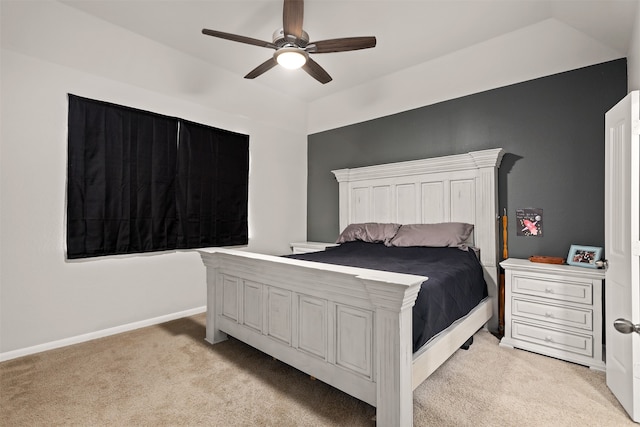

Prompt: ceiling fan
[202,0,376,84]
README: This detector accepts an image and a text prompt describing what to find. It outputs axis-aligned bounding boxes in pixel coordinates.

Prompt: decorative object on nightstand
[289,242,338,254]
[499,258,605,371]
[528,255,565,264]
[566,245,603,268]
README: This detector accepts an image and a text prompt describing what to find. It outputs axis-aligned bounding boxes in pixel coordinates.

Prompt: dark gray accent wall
[307,59,627,259]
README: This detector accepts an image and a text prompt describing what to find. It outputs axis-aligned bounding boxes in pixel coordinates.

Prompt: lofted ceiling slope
[51,1,639,102]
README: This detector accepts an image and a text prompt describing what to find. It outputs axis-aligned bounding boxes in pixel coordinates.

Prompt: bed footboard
[200,249,424,426]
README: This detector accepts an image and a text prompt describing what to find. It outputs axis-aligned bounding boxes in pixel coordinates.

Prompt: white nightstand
[290,241,339,254]
[499,258,605,370]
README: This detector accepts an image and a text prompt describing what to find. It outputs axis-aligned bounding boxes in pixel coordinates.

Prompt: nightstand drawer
[512,275,592,305]
[512,297,593,330]
[511,320,593,357]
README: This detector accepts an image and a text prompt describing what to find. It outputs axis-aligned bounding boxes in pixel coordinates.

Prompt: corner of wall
[628,2,640,91]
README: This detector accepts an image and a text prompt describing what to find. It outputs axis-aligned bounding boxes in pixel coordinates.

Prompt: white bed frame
[200,148,504,426]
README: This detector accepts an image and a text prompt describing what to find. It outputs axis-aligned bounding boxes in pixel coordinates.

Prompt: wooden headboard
[332,148,505,330]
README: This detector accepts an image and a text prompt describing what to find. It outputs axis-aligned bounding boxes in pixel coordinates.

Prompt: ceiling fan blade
[202,29,276,49]
[302,57,332,84]
[307,36,377,53]
[283,0,304,39]
[244,58,278,79]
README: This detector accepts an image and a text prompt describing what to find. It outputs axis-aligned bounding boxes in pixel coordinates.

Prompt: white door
[605,90,639,423]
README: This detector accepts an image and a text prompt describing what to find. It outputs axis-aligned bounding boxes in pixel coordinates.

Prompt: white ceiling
[59,0,638,103]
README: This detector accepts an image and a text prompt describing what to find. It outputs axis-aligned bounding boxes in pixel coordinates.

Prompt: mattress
[286,241,488,352]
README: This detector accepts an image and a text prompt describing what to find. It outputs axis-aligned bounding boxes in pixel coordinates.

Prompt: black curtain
[67,95,248,259]
[176,120,249,248]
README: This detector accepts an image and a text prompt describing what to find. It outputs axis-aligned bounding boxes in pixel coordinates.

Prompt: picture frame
[566,245,603,268]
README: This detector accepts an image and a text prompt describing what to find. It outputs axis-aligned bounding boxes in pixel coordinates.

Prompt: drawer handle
[545,288,555,294]
[544,336,554,342]
[545,312,555,318]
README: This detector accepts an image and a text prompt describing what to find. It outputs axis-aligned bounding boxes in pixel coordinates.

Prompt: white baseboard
[0,306,206,362]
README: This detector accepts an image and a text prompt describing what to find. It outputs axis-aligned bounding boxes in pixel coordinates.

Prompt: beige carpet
[0,313,634,426]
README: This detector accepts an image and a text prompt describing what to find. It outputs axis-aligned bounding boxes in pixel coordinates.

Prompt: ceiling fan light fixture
[274,47,308,70]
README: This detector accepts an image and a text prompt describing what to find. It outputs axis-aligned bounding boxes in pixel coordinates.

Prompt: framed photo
[566,245,603,268]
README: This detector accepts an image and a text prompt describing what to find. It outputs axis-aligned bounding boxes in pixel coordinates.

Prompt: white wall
[307,18,628,134]
[629,2,640,91]
[0,2,308,358]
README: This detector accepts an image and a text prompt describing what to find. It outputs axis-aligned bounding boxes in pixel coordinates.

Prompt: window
[66,95,248,259]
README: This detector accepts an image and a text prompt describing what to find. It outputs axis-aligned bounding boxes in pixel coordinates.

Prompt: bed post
[360,277,423,427]
[333,168,350,232]
[199,252,228,345]
[469,149,504,332]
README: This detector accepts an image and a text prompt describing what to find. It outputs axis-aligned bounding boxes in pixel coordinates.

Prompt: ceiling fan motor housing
[272,28,309,48]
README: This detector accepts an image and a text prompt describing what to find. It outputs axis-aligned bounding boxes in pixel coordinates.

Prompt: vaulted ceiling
[54,1,639,103]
